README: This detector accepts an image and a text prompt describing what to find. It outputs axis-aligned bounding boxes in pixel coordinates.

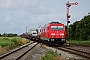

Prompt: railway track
[53,46,90,59]
[70,43,90,47]
[0,41,38,60]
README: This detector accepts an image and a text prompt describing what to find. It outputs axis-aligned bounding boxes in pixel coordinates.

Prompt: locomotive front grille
[50,38,61,44]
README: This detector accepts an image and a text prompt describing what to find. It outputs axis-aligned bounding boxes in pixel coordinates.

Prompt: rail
[0,41,38,60]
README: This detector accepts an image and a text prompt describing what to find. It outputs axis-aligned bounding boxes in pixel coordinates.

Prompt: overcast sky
[0,0,90,34]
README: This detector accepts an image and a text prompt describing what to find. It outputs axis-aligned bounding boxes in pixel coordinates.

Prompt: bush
[41,53,54,60]
[0,37,30,49]
[87,35,90,40]
[40,50,59,60]
[10,38,22,47]
[0,37,30,55]
[0,38,15,49]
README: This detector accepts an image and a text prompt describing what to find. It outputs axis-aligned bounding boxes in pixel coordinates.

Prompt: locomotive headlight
[60,34,64,36]
[51,39,54,41]
[61,39,65,41]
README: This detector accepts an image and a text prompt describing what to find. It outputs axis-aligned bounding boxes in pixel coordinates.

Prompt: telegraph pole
[66,1,78,46]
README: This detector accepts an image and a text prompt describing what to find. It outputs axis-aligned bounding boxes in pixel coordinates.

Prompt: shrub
[41,53,54,60]
[10,38,22,47]
[87,35,90,40]
[21,38,30,44]
[0,38,15,49]
[40,50,59,60]
[0,37,30,50]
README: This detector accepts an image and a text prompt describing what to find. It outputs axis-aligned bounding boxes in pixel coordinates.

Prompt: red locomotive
[39,22,66,46]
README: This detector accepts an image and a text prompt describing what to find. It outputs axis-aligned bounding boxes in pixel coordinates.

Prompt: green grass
[0,37,23,48]
[10,37,22,46]
[70,40,90,46]
[0,38,15,48]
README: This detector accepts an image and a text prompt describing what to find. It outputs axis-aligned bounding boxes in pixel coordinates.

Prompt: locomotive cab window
[51,26,64,30]
[51,26,57,30]
[58,26,64,30]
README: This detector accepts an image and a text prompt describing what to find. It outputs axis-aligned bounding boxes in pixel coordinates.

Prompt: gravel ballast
[24,43,87,60]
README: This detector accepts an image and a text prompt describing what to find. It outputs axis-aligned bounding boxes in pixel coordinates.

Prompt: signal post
[66,1,78,46]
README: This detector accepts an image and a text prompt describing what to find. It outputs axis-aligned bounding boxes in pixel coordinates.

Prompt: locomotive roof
[49,22,61,24]
[41,22,63,28]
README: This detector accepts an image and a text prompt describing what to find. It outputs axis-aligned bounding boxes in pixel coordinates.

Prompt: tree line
[68,13,90,40]
[0,33,18,37]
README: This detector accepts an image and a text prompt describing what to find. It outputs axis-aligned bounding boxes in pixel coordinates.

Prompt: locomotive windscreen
[51,26,64,30]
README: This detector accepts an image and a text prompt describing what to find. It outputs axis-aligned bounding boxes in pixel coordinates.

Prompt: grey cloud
[0,0,89,34]
[0,0,49,15]
[0,0,38,9]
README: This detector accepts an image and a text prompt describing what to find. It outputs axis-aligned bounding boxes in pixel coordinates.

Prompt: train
[20,29,40,41]
[39,22,66,46]
[20,33,30,39]
[20,22,66,46]
[28,29,40,41]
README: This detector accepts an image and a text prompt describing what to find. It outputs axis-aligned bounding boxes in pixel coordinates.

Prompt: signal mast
[66,1,78,46]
